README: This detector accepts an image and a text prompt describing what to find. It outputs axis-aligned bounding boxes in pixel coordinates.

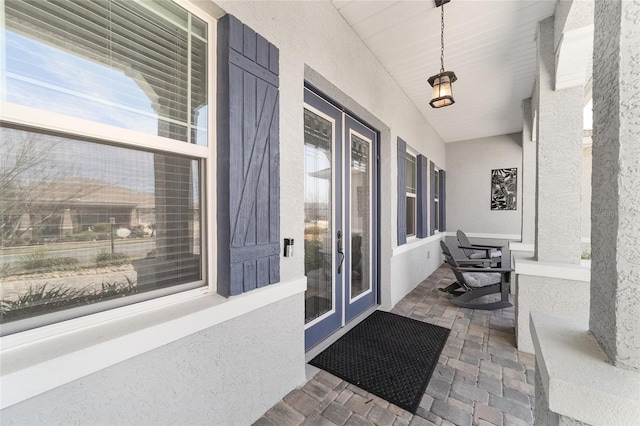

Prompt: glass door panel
[349,132,371,299]
[343,116,377,324]
[304,108,334,323]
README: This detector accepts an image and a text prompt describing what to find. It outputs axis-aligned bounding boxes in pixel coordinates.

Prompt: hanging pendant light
[428,0,457,108]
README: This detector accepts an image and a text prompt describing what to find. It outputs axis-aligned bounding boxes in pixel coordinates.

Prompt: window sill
[0,277,307,409]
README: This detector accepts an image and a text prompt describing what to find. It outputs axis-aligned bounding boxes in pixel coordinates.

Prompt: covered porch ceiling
[331,0,557,143]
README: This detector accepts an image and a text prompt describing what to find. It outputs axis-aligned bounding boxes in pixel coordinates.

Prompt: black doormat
[309,310,450,414]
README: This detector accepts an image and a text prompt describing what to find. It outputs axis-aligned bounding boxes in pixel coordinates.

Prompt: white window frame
[0,0,216,340]
[405,150,417,239]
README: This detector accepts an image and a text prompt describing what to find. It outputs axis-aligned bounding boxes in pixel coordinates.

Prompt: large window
[405,152,417,237]
[1,0,210,334]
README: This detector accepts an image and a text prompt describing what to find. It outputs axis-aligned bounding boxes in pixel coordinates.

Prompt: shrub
[96,252,130,267]
[1,283,90,320]
[28,237,45,245]
[21,250,80,273]
[304,240,324,273]
[100,277,137,298]
[57,230,110,242]
[92,223,112,233]
[5,237,27,247]
[1,278,138,321]
[1,262,16,278]
[129,226,148,238]
[59,233,93,242]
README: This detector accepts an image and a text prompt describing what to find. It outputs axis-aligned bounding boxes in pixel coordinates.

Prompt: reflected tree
[0,128,99,243]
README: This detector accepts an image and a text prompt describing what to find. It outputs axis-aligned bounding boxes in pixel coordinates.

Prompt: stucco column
[590,0,640,371]
[60,208,73,236]
[521,98,536,244]
[533,17,583,264]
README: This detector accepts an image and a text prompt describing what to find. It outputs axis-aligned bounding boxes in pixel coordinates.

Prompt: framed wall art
[491,168,517,210]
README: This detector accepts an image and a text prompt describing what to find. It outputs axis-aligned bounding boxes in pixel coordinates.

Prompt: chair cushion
[469,250,502,259]
[462,272,501,288]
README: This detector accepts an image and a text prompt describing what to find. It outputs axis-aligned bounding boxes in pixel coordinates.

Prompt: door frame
[303,85,380,351]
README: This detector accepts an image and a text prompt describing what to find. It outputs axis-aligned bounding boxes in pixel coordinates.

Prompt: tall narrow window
[406,153,417,237]
[1,0,210,334]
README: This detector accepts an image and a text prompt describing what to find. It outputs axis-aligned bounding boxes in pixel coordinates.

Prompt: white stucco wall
[1,1,449,424]
[590,0,640,370]
[445,133,523,237]
[388,236,445,309]
[534,16,584,265]
[215,0,447,313]
[516,274,590,354]
[1,294,305,426]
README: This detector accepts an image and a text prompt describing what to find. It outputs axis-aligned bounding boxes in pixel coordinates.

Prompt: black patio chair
[439,241,512,310]
[456,229,503,267]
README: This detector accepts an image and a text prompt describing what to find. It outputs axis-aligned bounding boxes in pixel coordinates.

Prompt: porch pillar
[514,9,592,354]
[590,0,640,371]
[533,17,583,264]
[520,98,535,244]
[530,3,640,425]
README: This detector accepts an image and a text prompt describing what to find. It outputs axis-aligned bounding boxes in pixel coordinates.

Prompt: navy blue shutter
[416,155,428,238]
[430,161,436,236]
[217,15,280,296]
[397,138,407,245]
[439,170,446,232]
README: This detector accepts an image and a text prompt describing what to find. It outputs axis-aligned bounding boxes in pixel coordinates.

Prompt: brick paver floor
[254,265,535,426]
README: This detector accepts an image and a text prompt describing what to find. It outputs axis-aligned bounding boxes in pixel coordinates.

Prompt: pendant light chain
[440,4,445,73]
[428,0,456,108]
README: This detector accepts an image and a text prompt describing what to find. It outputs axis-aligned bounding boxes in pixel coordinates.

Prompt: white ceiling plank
[331,0,556,142]
[334,1,400,26]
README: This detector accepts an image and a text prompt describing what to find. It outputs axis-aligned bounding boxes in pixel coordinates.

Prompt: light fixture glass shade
[428,71,457,108]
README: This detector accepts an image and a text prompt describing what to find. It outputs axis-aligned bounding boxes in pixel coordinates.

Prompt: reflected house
[13,177,200,246]
[12,175,201,290]
[15,177,157,240]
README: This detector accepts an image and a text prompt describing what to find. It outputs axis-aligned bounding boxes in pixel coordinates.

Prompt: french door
[303,89,378,350]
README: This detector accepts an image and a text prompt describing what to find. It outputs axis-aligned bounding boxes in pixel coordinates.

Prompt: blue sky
[2,29,201,197]
[4,29,160,134]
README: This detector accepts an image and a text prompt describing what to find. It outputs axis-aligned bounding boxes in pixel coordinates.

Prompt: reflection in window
[3,0,208,145]
[303,109,333,323]
[0,127,202,326]
[0,0,209,334]
[350,134,371,299]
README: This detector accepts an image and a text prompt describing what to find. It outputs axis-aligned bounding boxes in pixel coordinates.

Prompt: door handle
[337,230,345,274]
